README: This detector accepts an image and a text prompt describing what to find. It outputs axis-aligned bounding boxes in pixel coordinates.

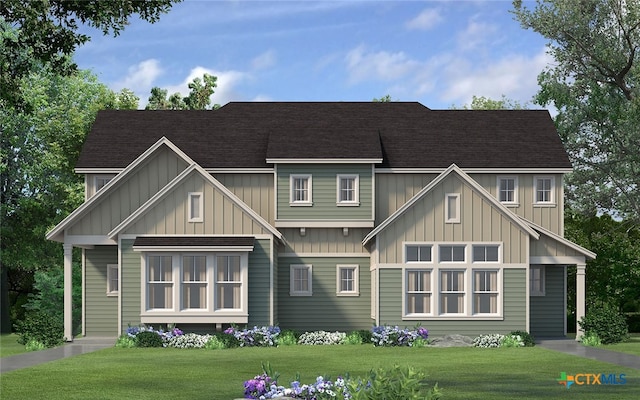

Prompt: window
[95,176,112,192]
[148,255,174,309]
[182,255,206,309]
[337,265,359,296]
[107,264,118,295]
[406,270,432,315]
[445,193,460,223]
[498,177,518,204]
[188,192,203,222]
[530,266,545,296]
[290,264,312,296]
[534,176,554,204]
[337,175,359,205]
[440,245,465,262]
[473,270,498,314]
[290,175,312,205]
[216,255,241,309]
[406,245,432,262]
[440,270,465,314]
[472,245,499,262]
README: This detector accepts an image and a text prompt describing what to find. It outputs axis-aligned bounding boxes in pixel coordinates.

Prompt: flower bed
[370,325,429,347]
[224,325,281,347]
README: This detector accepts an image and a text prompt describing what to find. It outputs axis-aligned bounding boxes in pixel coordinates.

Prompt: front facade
[47,102,595,340]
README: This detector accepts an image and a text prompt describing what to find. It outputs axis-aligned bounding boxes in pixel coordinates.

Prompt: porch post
[63,243,73,342]
[575,262,586,339]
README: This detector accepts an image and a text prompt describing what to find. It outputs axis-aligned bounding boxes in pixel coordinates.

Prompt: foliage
[223,325,280,347]
[114,335,136,349]
[501,335,525,348]
[512,0,640,222]
[509,330,535,347]
[126,325,184,347]
[204,335,227,350]
[276,330,299,346]
[371,325,428,347]
[345,331,364,345]
[134,331,165,348]
[349,365,441,400]
[214,331,240,349]
[146,73,219,110]
[452,94,529,109]
[298,331,346,346]
[372,94,394,102]
[24,339,46,352]
[579,302,629,344]
[472,334,504,348]
[165,333,213,349]
[13,310,64,348]
[580,331,602,347]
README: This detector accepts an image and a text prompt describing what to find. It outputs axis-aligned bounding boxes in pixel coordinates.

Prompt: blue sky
[74,0,551,109]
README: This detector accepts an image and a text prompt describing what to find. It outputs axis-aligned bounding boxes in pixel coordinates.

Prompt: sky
[74,0,553,109]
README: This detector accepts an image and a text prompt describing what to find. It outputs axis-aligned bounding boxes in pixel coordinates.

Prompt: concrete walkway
[537,339,640,369]
[0,337,115,374]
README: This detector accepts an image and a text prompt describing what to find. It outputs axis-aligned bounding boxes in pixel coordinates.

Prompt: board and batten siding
[378,268,527,336]
[69,146,189,236]
[84,246,118,336]
[530,234,582,258]
[375,173,437,224]
[530,266,565,337]
[377,174,529,264]
[277,256,371,332]
[248,239,272,326]
[213,173,274,224]
[121,239,142,331]
[280,228,369,254]
[276,164,373,220]
[122,172,269,236]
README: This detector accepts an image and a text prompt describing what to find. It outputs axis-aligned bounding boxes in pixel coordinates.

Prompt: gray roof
[76,102,571,170]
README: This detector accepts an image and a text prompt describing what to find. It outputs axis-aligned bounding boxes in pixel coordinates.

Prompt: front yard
[1,345,637,399]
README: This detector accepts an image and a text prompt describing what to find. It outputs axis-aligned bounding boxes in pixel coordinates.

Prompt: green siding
[277,257,371,332]
[248,239,272,326]
[378,268,527,336]
[121,239,142,332]
[530,266,565,337]
[277,164,372,220]
[84,246,118,336]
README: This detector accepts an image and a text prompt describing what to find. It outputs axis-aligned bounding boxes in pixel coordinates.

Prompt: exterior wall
[123,172,269,236]
[530,234,581,257]
[377,268,527,336]
[70,146,189,235]
[84,246,118,336]
[276,164,373,221]
[280,228,369,254]
[377,174,529,265]
[121,239,142,331]
[277,256,371,331]
[248,239,272,326]
[375,173,437,224]
[530,266,566,337]
[214,173,275,224]
[85,174,117,198]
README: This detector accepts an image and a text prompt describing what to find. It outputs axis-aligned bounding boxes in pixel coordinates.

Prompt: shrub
[166,333,213,349]
[472,334,504,348]
[135,331,164,347]
[276,330,298,346]
[205,335,227,350]
[214,332,240,348]
[371,325,421,347]
[298,330,346,345]
[500,335,525,348]
[14,310,64,348]
[580,331,602,347]
[345,331,364,345]
[509,330,535,347]
[224,325,281,347]
[25,339,47,352]
[579,303,629,344]
[115,335,136,348]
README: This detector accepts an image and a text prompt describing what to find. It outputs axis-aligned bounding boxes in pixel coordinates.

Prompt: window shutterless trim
[336,264,359,296]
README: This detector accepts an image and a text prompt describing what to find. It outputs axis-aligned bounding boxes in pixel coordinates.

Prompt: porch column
[63,243,73,341]
[575,263,586,339]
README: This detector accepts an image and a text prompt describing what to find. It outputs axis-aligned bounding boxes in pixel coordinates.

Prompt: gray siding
[84,246,118,336]
[530,266,565,337]
[277,256,372,332]
[375,173,437,224]
[248,239,272,326]
[280,228,369,254]
[378,268,527,336]
[531,234,581,258]
[121,239,142,331]
[214,173,275,224]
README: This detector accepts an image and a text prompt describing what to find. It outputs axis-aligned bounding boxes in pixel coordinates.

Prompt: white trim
[497,175,519,205]
[75,168,124,174]
[529,265,545,296]
[269,236,274,326]
[141,315,248,324]
[289,264,313,296]
[530,256,589,265]
[81,250,86,337]
[371,164,376,221]
[374,167,573,174]
[289,174,312,205]
[404,243,433,263]
[403,268,434,317]
[377,262,527,269]
[133,245,255,252]
[279,252,368,258]
[63,235,116,245]
[275,219,374,228]
[336,264,359,296]
[188,192,203,222]
[206,168,274,174]
[107,264,119,296]
[445,193,460,223]
[268,158,383,164]
[128,233,272,239]
[522,217,596,260]
[533,175,556,205]
[117,237,123,336]
[336,174,360,205]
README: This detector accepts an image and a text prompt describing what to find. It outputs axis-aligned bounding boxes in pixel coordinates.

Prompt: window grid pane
[440,270,464,314]
[474,271,498,314]
[440,245,465,262]
[407,270,431,314]
[339,177,355,202]
[406,245,432,262]
[148,256,173,309]
[293,178,309,202]
[216,256,242,309]
[182,256,207,309]
[340,268,354,292]
[536,178,552,202]
[499,178,515,202]
[472,245,499,262]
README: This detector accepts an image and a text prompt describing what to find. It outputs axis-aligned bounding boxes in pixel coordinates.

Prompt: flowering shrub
[370,325,428,347]
[472,333,504,348]
[224,325,281,347]
[501,334,525,348]
[124,325,184,347]
[165,333,213,349]
[298,331,346,345]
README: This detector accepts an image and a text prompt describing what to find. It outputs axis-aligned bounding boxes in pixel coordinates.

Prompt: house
[46,102,595,341]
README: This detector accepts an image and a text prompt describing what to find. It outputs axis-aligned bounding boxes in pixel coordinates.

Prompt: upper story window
[406,244,432,263]
[337,174,359,205]
[290,175,312,206]
[534,176,555,205]
[188,192,203,222]
[439,245,466,262]
[445,193,460,223]
[497,176,518,204]
[472,245,500,262]
[95,176,113,192]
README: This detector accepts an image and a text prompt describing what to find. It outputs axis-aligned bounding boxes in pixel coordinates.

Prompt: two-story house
[47,102,595,341]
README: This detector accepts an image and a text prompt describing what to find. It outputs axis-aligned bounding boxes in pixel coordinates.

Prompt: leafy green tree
[512,0,640,223]
[453,95,529,110]
[372,94,394,102]
[146,73,219,110]
[1,0,180,109]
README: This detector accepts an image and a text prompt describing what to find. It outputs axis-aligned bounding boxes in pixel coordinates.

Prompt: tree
[512,0,640,223]
[1,0,180,108]
[452,95,529,110]
[372,94,394,102]
[146,73,219,110]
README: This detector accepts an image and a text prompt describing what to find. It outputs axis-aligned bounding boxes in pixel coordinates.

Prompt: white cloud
[345,45,421,84]
[251,50,277,70]
[457,19,499,51]
[164,66,248,107]
[114,59,163,93]
[406,8,443,31]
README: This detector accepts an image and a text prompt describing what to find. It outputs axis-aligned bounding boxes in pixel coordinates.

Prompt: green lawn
[0,334,28,358]
[1,346,637,399]
[602,334,640,356]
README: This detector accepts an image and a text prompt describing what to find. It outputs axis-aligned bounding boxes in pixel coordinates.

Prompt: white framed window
[439,245,466,262]
[440,270,465,314]
[534,176,555,204]
[182,255,207,310]
[336,265,359,296]
[188,192,203,222]
[497,176,518,204]
[290,175,312,205]
[290,264,312,296]
[336,174,359,205]
[530,265,545,296]
[107,264,119,295]
[472,245,500,263]
[473,270,499,314]
[406,269,432,315]
[95,175,113,192]
[215,255,242,310]
[445,193,460,223]
[405,244,432,263]
[147,255,174,310]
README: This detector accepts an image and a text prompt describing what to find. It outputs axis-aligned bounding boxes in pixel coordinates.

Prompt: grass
[1,345,638,399]
[601,333,640,356]
[0,334,29,357]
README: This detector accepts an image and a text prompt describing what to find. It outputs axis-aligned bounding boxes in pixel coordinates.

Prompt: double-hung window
[290,175,312,205]
[440,270,465,314]
[406,270,432,315]
[534,176,554,204]
[182,255,206,310]
[498,176,518,204]
[337,175,359,205]
[337,265,359,296]
[107,264,119,295]
[148,255,174,309]
[473,270,498,314]
[290,264,312,296]
[216,255,242,310]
